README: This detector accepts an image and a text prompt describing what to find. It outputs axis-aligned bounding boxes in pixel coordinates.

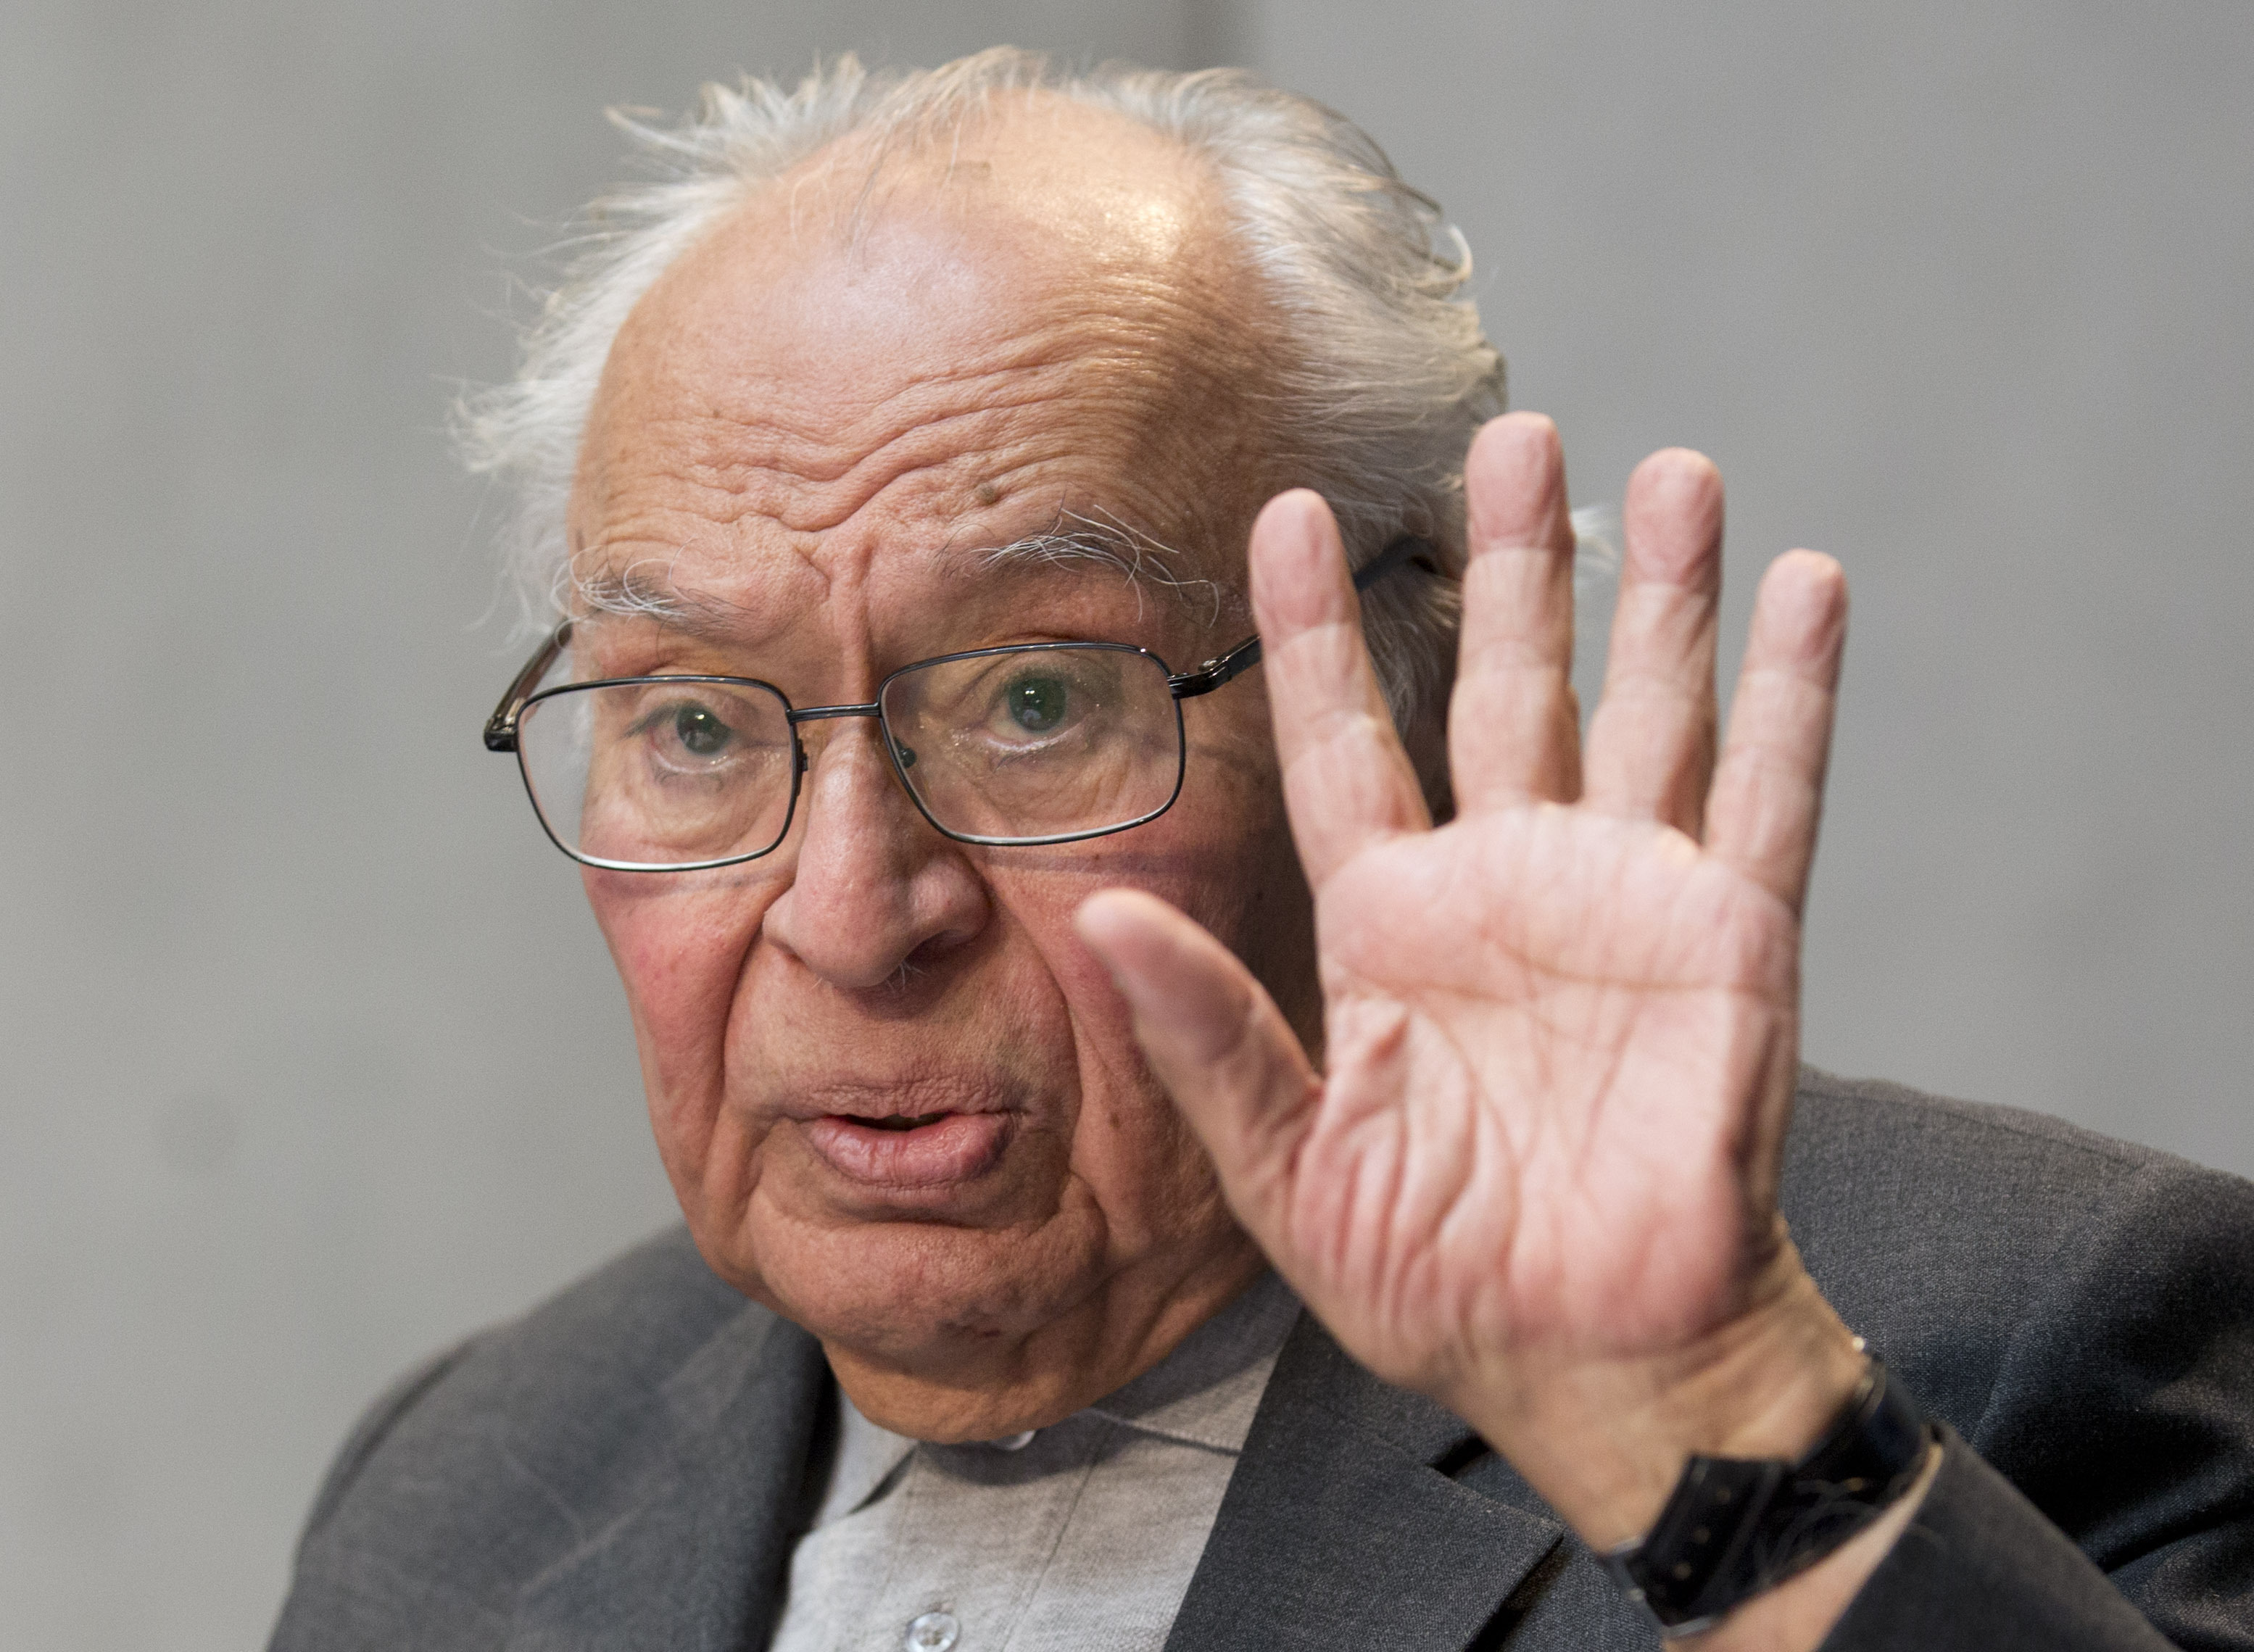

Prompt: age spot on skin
[975,481,1001,506]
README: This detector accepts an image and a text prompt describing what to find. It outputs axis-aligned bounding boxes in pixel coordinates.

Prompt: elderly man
[272,51,2251,1652]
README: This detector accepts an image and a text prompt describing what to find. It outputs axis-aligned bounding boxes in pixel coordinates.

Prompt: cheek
[584,866,779,1136]
[982,795,1304,1245]
[1069,1062,1227,1243]
[1044,909,1227,1247]
[1157,732,1312,975]
[1178,707,1320,1022]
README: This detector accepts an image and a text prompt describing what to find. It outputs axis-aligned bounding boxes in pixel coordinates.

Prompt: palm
[1080,415,1849,1425]
[1292,803,1799,1393]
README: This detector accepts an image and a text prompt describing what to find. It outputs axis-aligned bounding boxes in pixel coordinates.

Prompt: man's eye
[670,702,734,755]
[1003,675,1070,734]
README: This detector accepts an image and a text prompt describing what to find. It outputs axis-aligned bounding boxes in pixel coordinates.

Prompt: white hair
[459,48,1606,721]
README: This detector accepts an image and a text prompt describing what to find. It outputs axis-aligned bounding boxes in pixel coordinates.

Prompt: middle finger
[1448,412,1583,815]
[1580,448,1724,835]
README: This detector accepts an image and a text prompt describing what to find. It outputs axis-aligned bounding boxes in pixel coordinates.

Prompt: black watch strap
[1599,1357,1933,1635]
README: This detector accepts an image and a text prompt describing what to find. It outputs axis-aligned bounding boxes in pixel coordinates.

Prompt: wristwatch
[1599,1356,1934,1635]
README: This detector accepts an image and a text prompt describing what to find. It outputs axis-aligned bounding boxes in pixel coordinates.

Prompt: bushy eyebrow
[974,507,1226,626]
[566,558,756,647]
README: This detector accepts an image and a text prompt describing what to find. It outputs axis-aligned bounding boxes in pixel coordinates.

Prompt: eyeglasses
[484,536,1432,871]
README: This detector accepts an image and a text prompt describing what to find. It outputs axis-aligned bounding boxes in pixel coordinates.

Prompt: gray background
[1,2,2246,1646]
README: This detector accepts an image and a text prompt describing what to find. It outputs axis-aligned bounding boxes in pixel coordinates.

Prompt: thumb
[1074,888,1322,1241]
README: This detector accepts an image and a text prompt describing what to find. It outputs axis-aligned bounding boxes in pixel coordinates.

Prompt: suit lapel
[1164,1313,1565,1652]
[504,1306,831,1652]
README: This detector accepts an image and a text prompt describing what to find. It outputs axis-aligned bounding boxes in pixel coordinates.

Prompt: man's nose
[759,718,990,989]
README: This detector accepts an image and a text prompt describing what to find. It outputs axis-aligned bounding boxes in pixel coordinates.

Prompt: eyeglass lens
[513,644,1185,868]
[879,646,1182,844]
[518,678,798,869]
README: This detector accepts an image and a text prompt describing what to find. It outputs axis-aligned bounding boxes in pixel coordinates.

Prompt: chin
[710,1192,1114,1365]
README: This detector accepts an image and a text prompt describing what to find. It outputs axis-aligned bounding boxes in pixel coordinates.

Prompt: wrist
[1676,1440,1939,1651]
[1604,1356,1932,1635]
[1450,1242,1868,1548]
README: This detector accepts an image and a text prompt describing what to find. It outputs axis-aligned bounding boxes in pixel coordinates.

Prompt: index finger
[1249,489,1430,890]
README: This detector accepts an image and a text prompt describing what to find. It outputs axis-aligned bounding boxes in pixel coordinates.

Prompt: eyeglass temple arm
[1169,534,1438,700]
[484,620,576,752]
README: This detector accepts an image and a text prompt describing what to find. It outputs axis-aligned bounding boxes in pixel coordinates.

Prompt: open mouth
[803,1108,1012,1189]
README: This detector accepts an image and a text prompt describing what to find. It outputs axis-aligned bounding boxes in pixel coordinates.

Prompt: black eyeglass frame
[483,534,1435,871]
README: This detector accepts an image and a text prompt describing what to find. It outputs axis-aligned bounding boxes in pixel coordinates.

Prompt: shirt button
[989,1430,1036,1451]
[905,1610,960,1652]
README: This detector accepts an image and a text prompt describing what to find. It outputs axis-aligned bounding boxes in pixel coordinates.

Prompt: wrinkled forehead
[569,97,1273,628]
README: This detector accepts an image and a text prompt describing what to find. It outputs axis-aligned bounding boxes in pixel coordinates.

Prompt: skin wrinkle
[572,527,1145,652]
[553,83,1889,1636]
[1341,1027,1501,1350]
[1318,894,1787,1346]
[577,363,1232,623]
[568,97,1317,1441]
[1069,384,1886,1617]
[979,506,1227,629]
[593,188,1231,471]
[595,403,1042,539]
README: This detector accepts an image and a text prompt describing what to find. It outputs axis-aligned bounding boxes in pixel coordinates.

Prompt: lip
[801,1111,1014,1188]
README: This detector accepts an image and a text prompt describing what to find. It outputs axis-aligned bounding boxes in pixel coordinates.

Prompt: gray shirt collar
[816,1271,1299,1527]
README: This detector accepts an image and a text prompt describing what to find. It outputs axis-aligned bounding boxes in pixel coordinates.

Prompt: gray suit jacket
[270,1073,2254,1650]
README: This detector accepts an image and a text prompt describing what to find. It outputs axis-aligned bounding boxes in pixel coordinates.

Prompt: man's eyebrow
[569,558,756,644]
[571,510,1229,639]
[973,509,1226,626]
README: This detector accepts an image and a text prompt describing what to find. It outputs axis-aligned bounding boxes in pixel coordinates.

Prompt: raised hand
[1077,413,1873,1559]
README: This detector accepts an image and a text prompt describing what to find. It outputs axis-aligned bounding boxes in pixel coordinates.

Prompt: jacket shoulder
[1782,1067,2248,1394]
[1783,1069,2254,1619]
[271,1225,782,1650]
[1784,1066,2197,1192]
